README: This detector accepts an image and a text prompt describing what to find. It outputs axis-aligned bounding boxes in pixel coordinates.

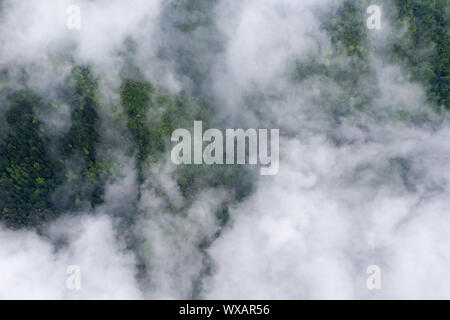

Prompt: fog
[1,0,450,299]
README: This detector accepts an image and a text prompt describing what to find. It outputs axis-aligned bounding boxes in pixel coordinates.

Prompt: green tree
[0,91,58,228]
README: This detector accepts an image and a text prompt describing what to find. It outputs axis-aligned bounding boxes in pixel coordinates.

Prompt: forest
[0,0,450,299]
[0,0,449,228]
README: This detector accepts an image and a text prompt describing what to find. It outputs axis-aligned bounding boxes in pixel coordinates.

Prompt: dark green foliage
[120,78,214,180]
[8,1,450,232]
[121,79,152,184]
[325,0,369,59]
[176,164,253,201]
[215,206,230,228]
[0,91,58,228]
[295,0,376,121]
[56,66,104,210]
[390,0,450,109]
[120,77,252,219]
